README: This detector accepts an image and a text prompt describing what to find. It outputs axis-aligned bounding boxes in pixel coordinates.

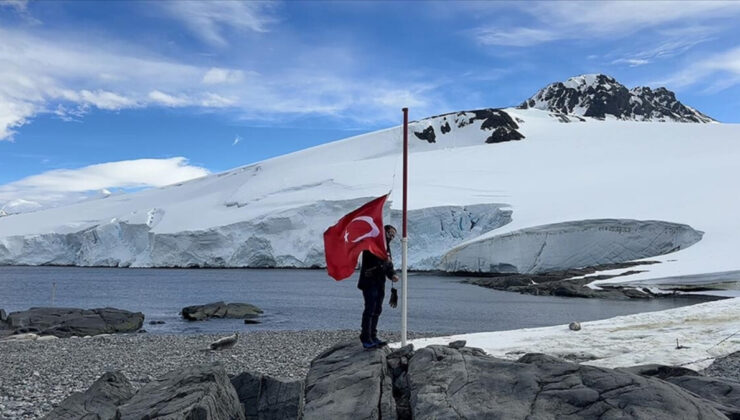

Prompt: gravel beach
[2,331,737,419]
[0,330,428,419]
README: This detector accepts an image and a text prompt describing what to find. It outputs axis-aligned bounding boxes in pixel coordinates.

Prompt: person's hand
[392,275,399,283]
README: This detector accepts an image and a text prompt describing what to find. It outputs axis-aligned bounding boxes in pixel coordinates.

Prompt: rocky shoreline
[0,330,428,419]
[5,336,737,419]
[455,261,730,299]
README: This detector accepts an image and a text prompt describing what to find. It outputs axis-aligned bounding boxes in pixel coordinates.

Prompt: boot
[361,314,376,348]
[370,315,386,347]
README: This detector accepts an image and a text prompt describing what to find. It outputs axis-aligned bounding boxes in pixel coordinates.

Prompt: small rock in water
[448,340,466,349]
[244,319,261,325]
[149,320,166,325]
[569,322,581,331]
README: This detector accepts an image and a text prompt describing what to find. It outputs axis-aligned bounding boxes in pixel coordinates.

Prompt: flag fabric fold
[323,195,388,281]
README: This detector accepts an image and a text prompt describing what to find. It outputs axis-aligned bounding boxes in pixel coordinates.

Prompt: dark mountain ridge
[518,74,714,123]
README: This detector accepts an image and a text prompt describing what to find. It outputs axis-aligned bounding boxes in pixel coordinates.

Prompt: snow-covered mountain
[0,75,738,292]
[519,74,715,123]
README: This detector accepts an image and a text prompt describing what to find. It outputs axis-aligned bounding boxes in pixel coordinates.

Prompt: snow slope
[1,75,739,291]
[409,297,740,371]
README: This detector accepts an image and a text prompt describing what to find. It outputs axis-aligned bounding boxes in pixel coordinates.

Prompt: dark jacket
[357,249,395,290]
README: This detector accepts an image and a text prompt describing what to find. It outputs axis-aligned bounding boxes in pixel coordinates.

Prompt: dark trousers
[360,284,384,342]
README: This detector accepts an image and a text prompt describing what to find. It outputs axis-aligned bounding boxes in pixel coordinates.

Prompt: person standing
[358,225,399,348]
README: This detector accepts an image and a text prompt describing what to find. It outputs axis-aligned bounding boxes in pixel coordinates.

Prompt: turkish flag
[324,195,388,281]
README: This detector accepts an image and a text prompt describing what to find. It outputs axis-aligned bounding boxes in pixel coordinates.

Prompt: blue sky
[1,0,740,210]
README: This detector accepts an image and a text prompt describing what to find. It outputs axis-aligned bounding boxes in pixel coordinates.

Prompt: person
[358,224,399,349]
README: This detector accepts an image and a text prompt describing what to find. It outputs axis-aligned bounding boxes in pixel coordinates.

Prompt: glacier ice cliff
[0,200,512,270]
[440,219,703,274]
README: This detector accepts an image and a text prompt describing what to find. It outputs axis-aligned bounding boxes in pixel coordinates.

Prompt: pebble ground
[0,330,425,419]
[1,332,737,419]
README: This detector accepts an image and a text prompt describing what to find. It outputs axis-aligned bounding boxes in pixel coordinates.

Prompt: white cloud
[0,98,35,140]
[0,23,444,142]
[202,67,245,85]
[0,157,210,212]
[0,0,28,12]
[160,1,277,46]
[78,89,138,110]
[148,90,189,107]
[611,58,650,67]
[472,1,740,47]
[475,27,559,47]
[661,46,740,91]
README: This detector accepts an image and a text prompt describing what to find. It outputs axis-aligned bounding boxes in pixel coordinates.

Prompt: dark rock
[42,371,134,420]
[226,303,264,319]
[388,344,414,361]
[519,74,714,123]
[137,329,147,333]
[622,363,740,418]
[258,375,304,420]
[0,308,6,322]
[231,371,262,419]
[232,371,303,420]
[619,364,701,380]
[448,340,466,349]
[116,364,244,420]
[5,307,144,338]
[182,301,263,321]
[552,283,600,298]
[244,319,261,324]
[462,260,664,300]
[413,126,436,143]
[387,345,415,420]
[705,350,740,383]
[303,341,395,420]
[569,322,581,331]
[440,121,451,134]
[485,126,525,143]
[149,320,165,325]
[621,287,653,299]
[664,375,740,419]
[406,347,726,419]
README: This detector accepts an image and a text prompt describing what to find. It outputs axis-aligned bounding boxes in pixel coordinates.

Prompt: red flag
[324,195,388,281]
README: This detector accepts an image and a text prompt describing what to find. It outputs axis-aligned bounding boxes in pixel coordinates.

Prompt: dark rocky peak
[519,74,714,123]
[413,108,525,145]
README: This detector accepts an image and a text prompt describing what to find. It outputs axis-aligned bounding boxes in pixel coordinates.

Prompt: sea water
[0,266,709,335]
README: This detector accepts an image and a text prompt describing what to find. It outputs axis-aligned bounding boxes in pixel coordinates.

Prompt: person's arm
[384,259,399,282]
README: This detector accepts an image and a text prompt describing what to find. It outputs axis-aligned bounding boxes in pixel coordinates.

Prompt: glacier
[1,75,740,293]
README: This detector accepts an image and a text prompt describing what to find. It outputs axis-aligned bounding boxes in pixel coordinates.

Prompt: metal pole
[401,107,409,346]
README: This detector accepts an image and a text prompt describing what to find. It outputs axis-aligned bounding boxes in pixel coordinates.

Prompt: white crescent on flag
[343,216,381,243]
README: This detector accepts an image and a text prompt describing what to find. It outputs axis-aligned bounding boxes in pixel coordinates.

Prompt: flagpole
[401,107,409,347]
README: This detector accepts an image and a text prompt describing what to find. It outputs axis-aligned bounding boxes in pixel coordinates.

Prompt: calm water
[0,267,709,335]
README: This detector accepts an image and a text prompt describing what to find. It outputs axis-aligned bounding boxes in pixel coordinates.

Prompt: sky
[1,0,740,211]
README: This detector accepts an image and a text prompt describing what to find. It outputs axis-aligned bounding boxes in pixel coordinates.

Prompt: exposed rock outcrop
[42,371,134,420]
[413,108,525,146]
[231,371,304,420]
[45,343,737,420]
[622,363,740,419]
[519,73,715,123]
[182,301,263,321]
[407,348,726,419]
[303,342,396,420]
[116,364,244,419]
[5,307,144,338]
[705,350,740,382]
